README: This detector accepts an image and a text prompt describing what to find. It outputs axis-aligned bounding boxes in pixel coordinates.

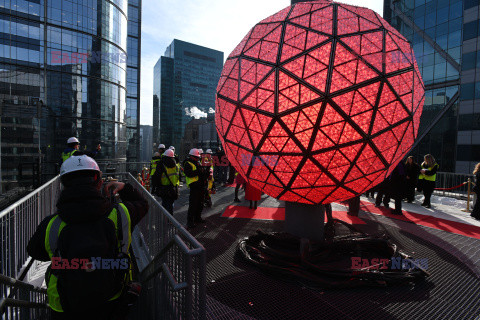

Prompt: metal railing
[0,171,206,320]
[0,274,49,319]
[0,175,61,319]
[119,173,206,320]
[434,172,475,199]
[96,161,150,177]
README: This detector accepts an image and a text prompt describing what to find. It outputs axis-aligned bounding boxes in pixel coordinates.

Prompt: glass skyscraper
[126,0,141,164]
[153,39,223,155]
[384,0,476,172]
[0,0,137,190]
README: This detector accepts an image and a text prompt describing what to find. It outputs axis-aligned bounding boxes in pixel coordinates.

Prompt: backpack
[48,204,130,312]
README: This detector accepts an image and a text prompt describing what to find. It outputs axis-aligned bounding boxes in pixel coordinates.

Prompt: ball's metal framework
[216,1,425,204]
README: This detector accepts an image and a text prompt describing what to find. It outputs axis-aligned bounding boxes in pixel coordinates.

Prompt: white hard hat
[189,148,201,157]
[169,146,175,151]
[67,137,79,144]
[153,152,160,157]
[206,149,212,154]
[164,149,175,158]
[198,149,204,154]
[158,144,166,149]
[60,155,100,176]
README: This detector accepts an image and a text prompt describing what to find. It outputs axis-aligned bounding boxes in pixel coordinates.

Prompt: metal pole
[0,100,3,194]
[467,178,471,212]
[462,178,472,213]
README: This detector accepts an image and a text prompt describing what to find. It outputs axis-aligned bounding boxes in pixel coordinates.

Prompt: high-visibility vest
[150,159,160,176]
[418,163,438,182]
[44,204,131,312]
[208,165,214,190]
[184,161,199,186]
[160,165,180,186]
[61,150,76,162]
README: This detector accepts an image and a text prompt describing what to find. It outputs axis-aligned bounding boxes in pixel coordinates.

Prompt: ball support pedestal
[285,202,325,242]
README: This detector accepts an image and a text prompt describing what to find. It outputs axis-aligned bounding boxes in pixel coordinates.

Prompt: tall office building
[153,39,224,154]
[126,0,141,164]
[384,0,473,172]
[0,0,136,191]
[139,124,153,162]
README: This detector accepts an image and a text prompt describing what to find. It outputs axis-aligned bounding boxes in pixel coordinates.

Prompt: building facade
[139,124,152,162]
[126,0,141,164]
[384,0,476,173]
[0,0,136,191]
[153,39,223,156]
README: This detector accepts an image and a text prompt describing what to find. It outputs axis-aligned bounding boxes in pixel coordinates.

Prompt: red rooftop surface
[215,0,425,204]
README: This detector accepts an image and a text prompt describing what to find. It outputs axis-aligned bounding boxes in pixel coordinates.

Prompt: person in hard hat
[201,149,215,208]
[158,144,166,155]
[149,152,162,195]
[27,155,149,319]
[169,146,180,163]
[183,148,206,229]
[156,149,180,214]
[61,137,101,163]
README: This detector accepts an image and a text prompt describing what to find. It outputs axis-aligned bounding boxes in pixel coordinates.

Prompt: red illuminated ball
[216,1,424,204]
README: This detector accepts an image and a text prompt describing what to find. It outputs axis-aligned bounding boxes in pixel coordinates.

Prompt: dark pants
[375,190,390,207]
[405,181,417,202]
[392,197,402,213]
[187,185,204,226]
[161,196,174,214]
[421,180,435,206]
[365,188,375,198]
[472,195,480,219]
[227,166,236,184]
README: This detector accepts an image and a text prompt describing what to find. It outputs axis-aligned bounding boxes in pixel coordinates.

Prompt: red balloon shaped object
[216,1,424,204]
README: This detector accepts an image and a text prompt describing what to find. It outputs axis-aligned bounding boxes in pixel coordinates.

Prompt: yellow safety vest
[61,150,76,162]
[184,161,199,186]
[44,204,131,312]
[208,165,214,190]
[161,166,180,186]
[150,159,160,176]
[418,163,438,182]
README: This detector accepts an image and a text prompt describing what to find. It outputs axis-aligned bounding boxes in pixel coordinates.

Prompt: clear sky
[140,0,384,126]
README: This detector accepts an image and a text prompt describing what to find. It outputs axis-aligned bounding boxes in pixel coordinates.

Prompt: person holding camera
[27,155,149,320]
[156,149,180,214]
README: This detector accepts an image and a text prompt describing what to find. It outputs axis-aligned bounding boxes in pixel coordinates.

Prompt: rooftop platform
[173,184,480,319]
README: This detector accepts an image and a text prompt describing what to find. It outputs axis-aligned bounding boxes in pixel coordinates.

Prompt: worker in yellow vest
[418,154,439,208]
[149,152,162,195]
[60,137,101,163]
[201,149,215,208]
[26,155,148,318]
[157,149,179,214]
[183,148,205,229]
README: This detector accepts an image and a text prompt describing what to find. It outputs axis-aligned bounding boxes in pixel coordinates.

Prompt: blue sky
[140,0,384,125]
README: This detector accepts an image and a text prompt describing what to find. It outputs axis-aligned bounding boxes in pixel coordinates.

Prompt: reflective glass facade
[0,0,131,188]
[153,39,223,155]
[385,0,478,172]
[126,0,141,163]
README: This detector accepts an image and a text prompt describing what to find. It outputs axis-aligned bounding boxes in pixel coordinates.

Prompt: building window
[462,52,476,70]
[464,0,479,10]
[463,20,478,41]
[460,82,475,100]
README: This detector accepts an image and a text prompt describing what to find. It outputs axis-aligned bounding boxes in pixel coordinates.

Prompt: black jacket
[27,183,149,262]
[405,162,420,184]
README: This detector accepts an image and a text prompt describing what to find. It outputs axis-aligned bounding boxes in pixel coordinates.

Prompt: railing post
[466,178,471,213]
